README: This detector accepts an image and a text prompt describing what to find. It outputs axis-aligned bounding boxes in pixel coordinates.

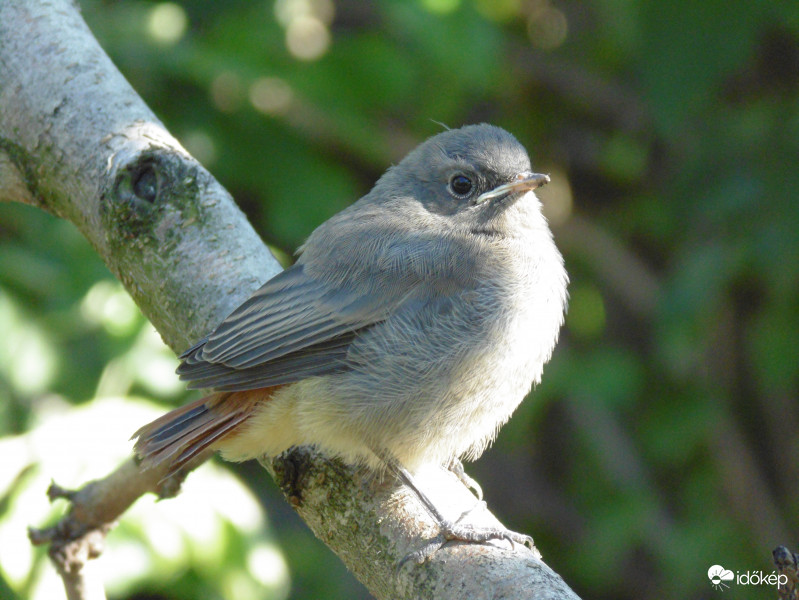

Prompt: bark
[0,1,580,598]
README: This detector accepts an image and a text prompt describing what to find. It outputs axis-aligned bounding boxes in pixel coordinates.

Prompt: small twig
[774,546,799,600]
[28,457,195,600]
[29,520,109,600]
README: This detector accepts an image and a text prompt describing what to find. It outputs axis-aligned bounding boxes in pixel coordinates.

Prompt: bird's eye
[449,174,473,197]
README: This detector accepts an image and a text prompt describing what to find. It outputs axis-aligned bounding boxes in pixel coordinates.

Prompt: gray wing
[176,263,395,391]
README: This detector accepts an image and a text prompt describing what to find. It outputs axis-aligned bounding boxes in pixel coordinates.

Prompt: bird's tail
[132,390,266,479]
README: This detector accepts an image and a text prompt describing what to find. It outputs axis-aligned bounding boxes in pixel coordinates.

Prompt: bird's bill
[475,172,550,204]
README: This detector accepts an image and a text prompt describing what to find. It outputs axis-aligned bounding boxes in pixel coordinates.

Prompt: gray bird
[134,123,569,561]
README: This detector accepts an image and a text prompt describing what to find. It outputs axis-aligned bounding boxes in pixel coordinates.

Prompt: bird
[133,123,568,561]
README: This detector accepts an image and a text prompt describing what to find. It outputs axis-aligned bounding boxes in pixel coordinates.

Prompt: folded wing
[177,263,395,390]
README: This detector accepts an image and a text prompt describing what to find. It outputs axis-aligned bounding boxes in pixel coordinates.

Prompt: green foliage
[1,0,798,598]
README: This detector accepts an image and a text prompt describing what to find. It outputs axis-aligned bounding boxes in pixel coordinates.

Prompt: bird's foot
[401,518,534,565]
[377,452,534,567]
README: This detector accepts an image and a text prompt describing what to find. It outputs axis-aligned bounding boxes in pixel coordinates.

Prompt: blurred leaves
[1,0,798,599]
[0,398,287,600]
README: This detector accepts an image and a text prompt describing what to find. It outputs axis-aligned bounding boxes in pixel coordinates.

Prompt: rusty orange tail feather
[133,389,274,479]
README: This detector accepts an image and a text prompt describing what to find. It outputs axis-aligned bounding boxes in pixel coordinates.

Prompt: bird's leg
[447,457,483,501]
[378,453,533,565]
[446,457,487,524]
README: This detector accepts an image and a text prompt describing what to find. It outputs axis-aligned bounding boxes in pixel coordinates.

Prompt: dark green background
[1,0,798,598]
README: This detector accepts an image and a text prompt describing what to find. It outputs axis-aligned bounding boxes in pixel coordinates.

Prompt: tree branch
[0,1,580,598]
[28,460,181,600]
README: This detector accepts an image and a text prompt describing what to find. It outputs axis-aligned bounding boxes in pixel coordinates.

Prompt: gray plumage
[140,123,568,478]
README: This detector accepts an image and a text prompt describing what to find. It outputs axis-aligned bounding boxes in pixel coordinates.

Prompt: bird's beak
[475,172,550,204]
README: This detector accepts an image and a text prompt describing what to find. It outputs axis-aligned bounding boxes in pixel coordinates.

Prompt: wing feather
[176,263,391,390]
[176,232,478,391]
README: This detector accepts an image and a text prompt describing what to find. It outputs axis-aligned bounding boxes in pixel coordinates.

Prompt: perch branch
[0,1,580,598]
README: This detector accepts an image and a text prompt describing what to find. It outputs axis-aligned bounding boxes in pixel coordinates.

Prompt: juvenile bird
[134,123,568,560]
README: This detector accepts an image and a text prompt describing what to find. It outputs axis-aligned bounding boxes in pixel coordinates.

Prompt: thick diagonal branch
[0,1,580,598]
